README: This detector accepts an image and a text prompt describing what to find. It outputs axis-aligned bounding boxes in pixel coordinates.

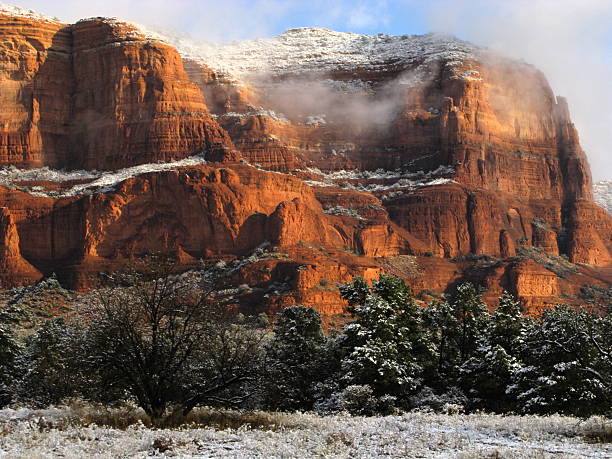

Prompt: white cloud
[347,1,390,29]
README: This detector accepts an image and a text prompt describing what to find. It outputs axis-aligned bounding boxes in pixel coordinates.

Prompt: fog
[257,71,429,131]
[8,0,611,179]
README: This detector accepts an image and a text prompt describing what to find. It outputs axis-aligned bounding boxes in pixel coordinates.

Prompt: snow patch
[0,154,208,198]
[0,3,61,22]
[135,27,479,80]
[0,408,608,458]
[305,165,456,195]
[594,180,612,214]
[305,115,327,126]
[212,106,289,123]
[323,206,365,220]
[454,69,482,81]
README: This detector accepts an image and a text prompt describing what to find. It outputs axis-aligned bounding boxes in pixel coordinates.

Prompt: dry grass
[576,416,612,444]
[27,401,611,444]
[47,401,305,431]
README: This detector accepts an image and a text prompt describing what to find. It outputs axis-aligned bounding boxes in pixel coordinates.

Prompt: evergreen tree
[338,275,432,399]
[508,305,611,417]
[451,283,489,362]
[0,306,24,407]
[489,291,526,352]
[422,299,461,389]
[263,306,330,411]
[422,283,489,391]
[20,318,88,406]
[458,291,529,412]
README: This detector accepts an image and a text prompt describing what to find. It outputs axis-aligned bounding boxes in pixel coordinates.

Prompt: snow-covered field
[0,407,608,458]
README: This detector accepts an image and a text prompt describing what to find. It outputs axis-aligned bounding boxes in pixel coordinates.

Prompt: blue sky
[7,0,612,178]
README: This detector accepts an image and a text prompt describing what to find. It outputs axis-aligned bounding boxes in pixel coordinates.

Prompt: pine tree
[422,299,461,388]
[490,291,526,352]
[508,305,611,417]
[451,283,490,362]
[20,318,88,406]
[0,306,23,407]
[338,275,432,399]
[263,306,330,411]
[457,291,533,412]
[422,283,489,391]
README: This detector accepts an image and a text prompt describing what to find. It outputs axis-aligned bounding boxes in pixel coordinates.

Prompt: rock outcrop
[0,8,609,313]
[0,206,41,286]
[0,11,237,170]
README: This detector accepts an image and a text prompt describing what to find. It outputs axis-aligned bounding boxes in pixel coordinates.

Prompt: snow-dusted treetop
[146,27,479,78]
[0,2,60,23]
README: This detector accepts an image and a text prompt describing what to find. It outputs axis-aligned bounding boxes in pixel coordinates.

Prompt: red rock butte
[0,7,610,314]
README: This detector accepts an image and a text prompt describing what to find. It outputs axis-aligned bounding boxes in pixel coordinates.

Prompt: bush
[316,385,397,416]
[409,386,467,413]
[46,262,267,424]
[19,318,87,407]
[337,385,379,415]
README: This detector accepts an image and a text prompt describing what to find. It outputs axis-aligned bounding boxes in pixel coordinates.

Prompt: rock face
[0,206,41,286]
[0,12,236,170]
[0,8,610,313]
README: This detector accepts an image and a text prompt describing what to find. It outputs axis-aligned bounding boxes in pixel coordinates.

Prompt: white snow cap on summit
[0,4,479,81]
[0,3,61,22]
[145,27,479,78]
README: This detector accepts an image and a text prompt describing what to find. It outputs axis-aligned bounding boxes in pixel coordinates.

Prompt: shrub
[409,386,467,413]
[81,263,266,424]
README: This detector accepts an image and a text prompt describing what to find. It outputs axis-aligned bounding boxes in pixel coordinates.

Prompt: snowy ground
[0,407,608,458]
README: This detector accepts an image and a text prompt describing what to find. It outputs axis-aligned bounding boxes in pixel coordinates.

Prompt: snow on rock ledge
[0,2,61,22]
[0,154,208,198]
[594,180,612,214]
[139,27,480,78]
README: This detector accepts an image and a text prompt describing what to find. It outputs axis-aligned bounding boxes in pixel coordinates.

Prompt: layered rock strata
[0,8,609,312]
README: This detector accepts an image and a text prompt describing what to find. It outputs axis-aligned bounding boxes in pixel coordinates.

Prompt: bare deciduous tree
[84,262,265,423]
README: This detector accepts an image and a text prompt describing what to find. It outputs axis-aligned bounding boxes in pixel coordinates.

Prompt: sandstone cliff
[0,7,609,313]
[0,11,237,170]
